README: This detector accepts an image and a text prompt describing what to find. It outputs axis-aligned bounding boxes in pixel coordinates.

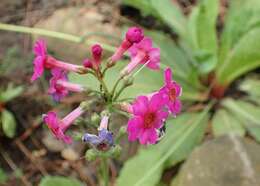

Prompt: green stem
[111,76,123,98]
[100,158,109,186]
[113,85,128,101]
[0,23,116,52]
[98,77,110,98]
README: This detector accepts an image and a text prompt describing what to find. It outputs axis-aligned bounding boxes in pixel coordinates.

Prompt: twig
[14,140,48,176]
[0,147,32,186]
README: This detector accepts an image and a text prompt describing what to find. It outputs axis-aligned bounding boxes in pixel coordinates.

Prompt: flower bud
[123,75,134,87]
[126,27,144,44]
[110,145,122,158]
[83,59,93,68]
[92,44,103,62]
[85,149,97,161]
[90,113,101,126]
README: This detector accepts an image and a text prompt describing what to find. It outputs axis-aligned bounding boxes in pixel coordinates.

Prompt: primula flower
[48,68,84,102]
[121,37,160,76]
[110,27,144,64]
[31,39,87,82]
[43,106,84,144]
[82,115,114,151]
[159,68,182,116]
[127,94,168,145]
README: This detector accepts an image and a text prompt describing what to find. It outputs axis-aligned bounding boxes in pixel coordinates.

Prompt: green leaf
[70,62,163,99]
[39,176,83,186]
[150,0,187,36]
[0,84,23,103]
[212,109,245,137]
[187,0,218,73]
[218,0,260,67]
[222,99,260,142]
[0,168,7,184]
[1,109,17,138]
[217,27,260,84]
[239,76,260,99]
[146,31,203,100]
[117,106,210,186]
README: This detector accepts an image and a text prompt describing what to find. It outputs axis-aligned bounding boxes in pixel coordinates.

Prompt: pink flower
[31,39,48,81]
[31,39,87,82]
[48,68,84,102]
[110,27,144,63]
[159,68,182,116]
[121,37,160,76]
[43,106,84,144]
[127,94,168,145]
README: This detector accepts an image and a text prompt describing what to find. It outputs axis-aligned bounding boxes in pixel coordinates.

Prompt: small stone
[61,148,79,161]
[42,131,66,152]
[177,135,260,186]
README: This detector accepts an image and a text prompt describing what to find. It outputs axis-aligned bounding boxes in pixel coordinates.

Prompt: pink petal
[34,39,47,56]
[154,110,168,128]
[139,37,153,51]
[139,128,158,145]
[133,96,149,116]
[149,93,164,112]
[164,68,173,86]
[127,116,143,141]
[146,48,160,70]
[168,99,182,116]
[31,56,44,81]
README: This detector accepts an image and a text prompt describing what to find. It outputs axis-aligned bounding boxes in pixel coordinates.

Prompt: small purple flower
[82,115,114,151]
[159,68,182,116]
[82,129,114,151]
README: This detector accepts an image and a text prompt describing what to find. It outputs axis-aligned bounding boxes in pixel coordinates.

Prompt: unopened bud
[110,145,122,158]
[85,149,97,161]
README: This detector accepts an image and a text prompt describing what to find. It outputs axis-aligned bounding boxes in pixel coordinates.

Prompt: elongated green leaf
[117,106,210,186]
[217,27,260,84]
[187,0,218,73]
[222,99,260,142]
[0,84,23,103]
[1,109,16,138]
[239,76,260,99]
[212,109,245,137]
[219,0,260,66]
[150,0,187,36]
[146,31,203,101]
[39,176,83,186]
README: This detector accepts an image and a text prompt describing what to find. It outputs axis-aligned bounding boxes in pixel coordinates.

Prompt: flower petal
[133,96,149,116]
[127,116,143,141]
[149,93,164,112]
[31,56,44,81]
[139,128,158,145]
[164,68,173,86]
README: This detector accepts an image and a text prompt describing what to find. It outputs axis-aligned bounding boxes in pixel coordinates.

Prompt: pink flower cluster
[126,68,182,145]
[30,26,182,147]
